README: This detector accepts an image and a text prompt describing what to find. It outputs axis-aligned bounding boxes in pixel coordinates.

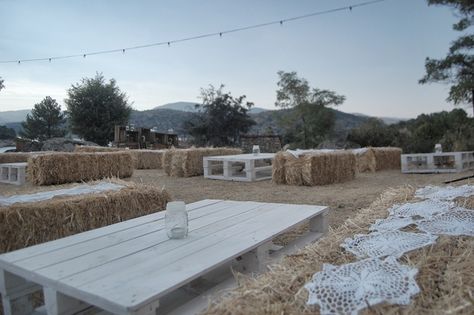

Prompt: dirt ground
[2,169,471,229]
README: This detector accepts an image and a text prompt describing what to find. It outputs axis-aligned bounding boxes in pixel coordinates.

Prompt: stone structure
[240,134,282,153]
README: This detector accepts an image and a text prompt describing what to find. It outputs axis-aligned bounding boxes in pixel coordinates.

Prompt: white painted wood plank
[0,200,222,263]
[16,201,242,271]
[33,202,270,280]
[77,204,326,312]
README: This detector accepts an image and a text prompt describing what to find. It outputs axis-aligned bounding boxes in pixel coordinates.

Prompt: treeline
[347,108,474,153]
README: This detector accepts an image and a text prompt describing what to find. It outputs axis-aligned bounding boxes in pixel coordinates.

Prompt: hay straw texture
[163,148,242,177]
[373,147,402,171]
[273,151,356,186]
[353,148,376,173]
[203,185,474,315]
[0,152,52,164]
[74,145,122,153]
[130,150,166,169]
[28,152,134,185]
[0,181,171,254]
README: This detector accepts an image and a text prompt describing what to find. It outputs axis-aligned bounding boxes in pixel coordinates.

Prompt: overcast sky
[0,0,468,118]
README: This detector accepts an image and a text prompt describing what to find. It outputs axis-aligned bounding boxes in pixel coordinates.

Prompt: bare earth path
[1,170,471,229]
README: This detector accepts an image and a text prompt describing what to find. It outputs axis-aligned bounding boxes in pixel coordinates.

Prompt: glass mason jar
[252,145,260,155]
[165,201,188,239]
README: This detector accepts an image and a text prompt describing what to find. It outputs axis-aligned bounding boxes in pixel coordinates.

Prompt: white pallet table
[0,199,328,315]
[203,153,275,182]
[401,151,474,174]
[0,163,27,186]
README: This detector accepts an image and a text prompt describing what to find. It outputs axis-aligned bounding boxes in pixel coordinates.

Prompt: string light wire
[0,0,387,64]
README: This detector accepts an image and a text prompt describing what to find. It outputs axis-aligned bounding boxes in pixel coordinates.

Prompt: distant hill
[351,113,407,125]
[0,109,30,124]
[154,102,268,115]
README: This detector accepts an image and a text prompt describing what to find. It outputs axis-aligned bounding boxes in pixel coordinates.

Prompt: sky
[0,0,469,118]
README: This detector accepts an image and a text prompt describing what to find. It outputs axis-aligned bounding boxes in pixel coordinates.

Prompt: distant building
[113,125,178,149]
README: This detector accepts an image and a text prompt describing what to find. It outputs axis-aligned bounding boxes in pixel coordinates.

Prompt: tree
[184,85,255,146]
[0,77,4,92]
[0,125,16,139]
[347,118,396,147]
[419,0,474,115]
[20,96,66,140]
[65,73,132,145]
[275,71,345,149]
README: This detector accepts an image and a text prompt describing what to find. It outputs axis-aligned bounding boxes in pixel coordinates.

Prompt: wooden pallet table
[0,163,27,186]
[401,151,474,173]
[203,153,275,182]
[0,199,328,315]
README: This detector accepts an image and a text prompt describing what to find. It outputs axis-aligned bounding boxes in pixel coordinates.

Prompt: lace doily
[415,185,474,201]
[341,231,438,258]
[305,256,420,315]
[370,216,416,232]
[388,200,454,219]
[416,208,474,236]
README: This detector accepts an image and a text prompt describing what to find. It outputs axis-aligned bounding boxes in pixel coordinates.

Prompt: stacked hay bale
[372,147,402,171]
[0,151,52,164]
[28,152,134,185]
[352,147,376,173]
[74,145,122,153]
[0,182,171,253]
[273,151,356,186]
[163,147,242,177]
[130,150,166,169]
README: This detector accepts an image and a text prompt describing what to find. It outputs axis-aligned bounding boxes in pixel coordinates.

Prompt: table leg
[44,288,90,315]
[234,241,272,274]
[223,161,231,179]
[245,160,256,182]
[0,270,40,315]
[309,209,329,234]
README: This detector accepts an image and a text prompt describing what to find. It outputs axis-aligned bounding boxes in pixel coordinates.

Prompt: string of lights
[1,0,387,64]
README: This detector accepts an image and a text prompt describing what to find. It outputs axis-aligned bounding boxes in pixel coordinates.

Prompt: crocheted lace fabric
[416,208,474,236]
[370,216,416,232]
[341,231,438,258]
[388,200,454,219]
[415,185,474,201]
[305,256,420,315]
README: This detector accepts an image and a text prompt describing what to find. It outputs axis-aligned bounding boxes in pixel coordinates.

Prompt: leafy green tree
[20,96,66,140]
[275,71,345,149]
[65,73,132,145]
[419,0,474,114]
[184,85,255,146]
[347,118,396,147]
[0,125,16,139]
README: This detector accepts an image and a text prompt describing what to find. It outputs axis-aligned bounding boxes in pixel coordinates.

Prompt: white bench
[0,199,328,315]
[204,153,275,182]
[401,151,474,173]
[0,163,27,185]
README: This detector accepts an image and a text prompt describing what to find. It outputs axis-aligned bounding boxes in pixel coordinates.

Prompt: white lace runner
[416,208,474,236]
[415,185,474,201]
[305,256,420,315]
[388,200,454,219]
[341,231,438,258]
[370,216,416,232]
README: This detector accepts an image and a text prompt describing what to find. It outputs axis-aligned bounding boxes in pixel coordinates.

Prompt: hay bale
[0,152,52,164]
[352,147,376,173]
[28,152,134,185]
[0,181,171,253]
[272,152,291,184]
[162,149,176,175]
[285,154,305,186]
[130,150,166,169]
[373,147,402,171]
[302,151,356,186]
[74,145,122,153]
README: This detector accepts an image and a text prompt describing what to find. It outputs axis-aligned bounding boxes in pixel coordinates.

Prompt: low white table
[0,200,327,315]
[0,163,27,186]
[203,153,275,182]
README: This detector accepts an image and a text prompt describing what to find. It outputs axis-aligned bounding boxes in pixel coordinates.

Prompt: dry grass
[74,145,123,153]
[28,152,134,185]
[373,147,402,171]
[130,150,166,169]
[274,151,356,186]
[0,180,171,253]
[203,185,474,315]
